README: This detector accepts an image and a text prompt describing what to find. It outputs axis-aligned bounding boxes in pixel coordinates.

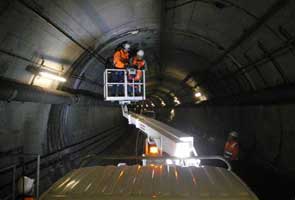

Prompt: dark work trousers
[111,71,124,96]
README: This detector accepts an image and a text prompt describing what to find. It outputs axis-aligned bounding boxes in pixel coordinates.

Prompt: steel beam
[198,35,295,90]
[244,53,268,87]
[184,0,291,84]
[278,26,295,56]
[211,0,291,67]
[257,41,289,83]
[228,55,255,91]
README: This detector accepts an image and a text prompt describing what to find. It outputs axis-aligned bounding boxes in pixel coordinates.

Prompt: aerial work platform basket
[103,69,146,103]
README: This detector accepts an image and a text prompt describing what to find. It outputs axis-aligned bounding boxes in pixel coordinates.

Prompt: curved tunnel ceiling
[0,0,295,106]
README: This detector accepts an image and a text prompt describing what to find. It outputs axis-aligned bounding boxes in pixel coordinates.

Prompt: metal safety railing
[0,154,40,200]
[104,69,146,102]
[79,155,232,171]
[0,165,16,200]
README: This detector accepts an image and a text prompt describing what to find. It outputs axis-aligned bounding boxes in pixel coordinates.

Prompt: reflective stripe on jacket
[23,197,34,200]
[224,141,239,160]
[132,57,145,69]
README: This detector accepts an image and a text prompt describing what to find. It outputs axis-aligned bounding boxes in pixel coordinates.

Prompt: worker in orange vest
[224,131,239,161]
[132,50,147,81]
[112,43,130,96]
[128,50,147,95]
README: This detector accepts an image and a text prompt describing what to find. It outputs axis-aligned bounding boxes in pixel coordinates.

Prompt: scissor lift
[104,69,146,103]
[104,69,199,166]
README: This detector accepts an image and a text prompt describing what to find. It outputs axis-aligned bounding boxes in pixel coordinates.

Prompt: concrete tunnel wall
[156,104,295,178]
[0,101,126,196]
[0,0,128,169]
[0,102,123,155]
[0,0,155,196]
[1,0,295,198]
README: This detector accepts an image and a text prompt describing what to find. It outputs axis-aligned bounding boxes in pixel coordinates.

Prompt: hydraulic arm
[122,105,199,166]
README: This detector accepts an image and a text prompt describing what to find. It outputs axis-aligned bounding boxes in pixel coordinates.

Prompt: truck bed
[40,164,258,200]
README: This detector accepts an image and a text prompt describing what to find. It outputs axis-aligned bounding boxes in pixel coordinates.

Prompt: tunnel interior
[0,0,295,199]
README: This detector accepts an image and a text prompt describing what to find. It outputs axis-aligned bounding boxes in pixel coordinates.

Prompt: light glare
[39,71,66,82]
[149,146,159,154]
[129,30,139,35]
[175,142,190,158]
[195,92,202,97]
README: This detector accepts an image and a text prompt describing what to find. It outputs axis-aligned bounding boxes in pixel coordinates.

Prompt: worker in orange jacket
[113,43,130,69]
[112,43,130,96]
[131,50,147,81]
[128,50,147,95]
[224,131,239,161]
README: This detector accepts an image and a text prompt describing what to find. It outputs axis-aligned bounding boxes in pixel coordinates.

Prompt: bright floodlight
[39,71,66,82]
[195,92,202,97]
[149,146,159,155]
[180,137,193,142]
[175,142,191,158]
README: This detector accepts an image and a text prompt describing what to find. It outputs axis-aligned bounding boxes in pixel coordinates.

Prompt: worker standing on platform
[224,131,239,161]
[129,49,147,95]
[112,42,130,96]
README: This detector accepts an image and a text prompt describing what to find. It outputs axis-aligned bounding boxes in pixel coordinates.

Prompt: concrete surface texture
[157,105,295,199]
[1,0,295,199]
[163,105,295,175]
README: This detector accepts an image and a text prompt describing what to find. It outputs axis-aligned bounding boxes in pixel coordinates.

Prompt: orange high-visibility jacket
[23,197,34,200]
[224,140,239,160]
[132,57,146,81]
[113,49,129,69]
[132,57,146,69]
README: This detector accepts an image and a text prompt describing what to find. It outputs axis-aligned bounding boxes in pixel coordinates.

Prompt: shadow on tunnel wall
[156,105,295,200]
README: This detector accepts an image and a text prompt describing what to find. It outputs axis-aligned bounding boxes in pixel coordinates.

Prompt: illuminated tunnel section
[0,0,295,199]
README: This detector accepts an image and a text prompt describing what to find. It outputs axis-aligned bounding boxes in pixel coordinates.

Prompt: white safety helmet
[17,176,34,195]
[137,50,144,57]
[123,43,131,51]
[229,131,238,138]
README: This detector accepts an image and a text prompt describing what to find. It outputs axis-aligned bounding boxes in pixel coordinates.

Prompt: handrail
[79,155,232,171]
[0,164,16,200]
[104,69,146,102]
[0,126,123,198]
[5,154,40,199]
[79,154,97,167]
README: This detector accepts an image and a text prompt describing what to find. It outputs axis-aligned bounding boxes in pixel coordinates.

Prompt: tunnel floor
[84,126,145,167]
